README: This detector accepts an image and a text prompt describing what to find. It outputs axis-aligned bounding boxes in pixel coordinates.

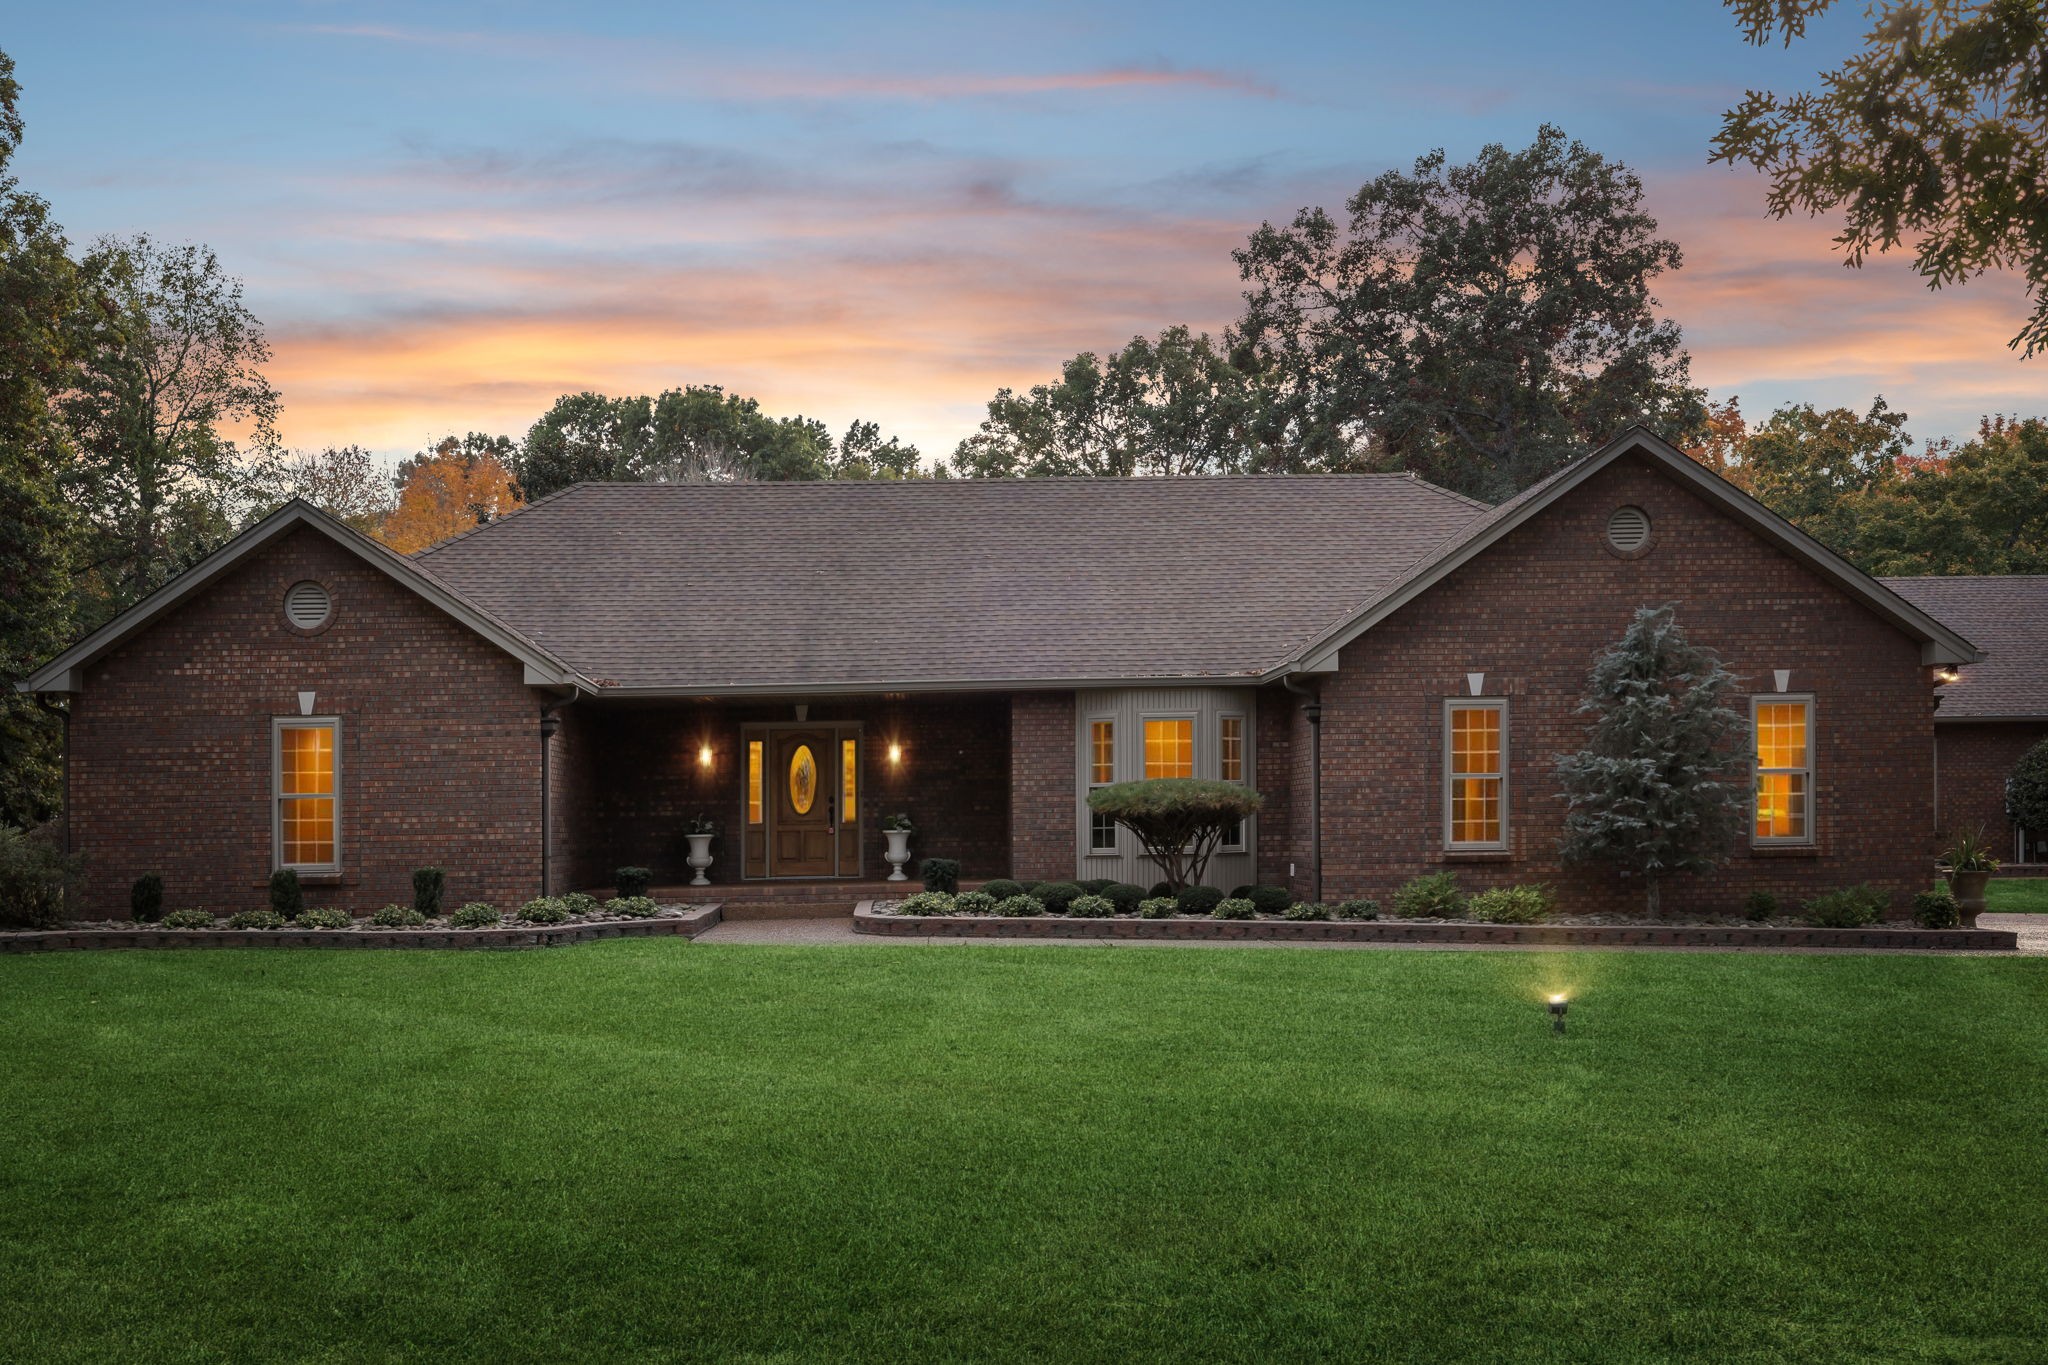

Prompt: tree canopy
[1714,1,2048,354]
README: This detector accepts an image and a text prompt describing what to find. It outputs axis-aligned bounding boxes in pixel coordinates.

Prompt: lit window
[1143,718,1193,779]
[842,739,857,822]
[1445,702,1505,849]
[275,719,338,870]
[789,745,817,815]
[747,741,763,825]
[1088,719,1116,852]
[1754,699,1812,842]
[1219,714,1247,851]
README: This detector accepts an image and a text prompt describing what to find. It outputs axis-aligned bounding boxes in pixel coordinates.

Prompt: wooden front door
[770,729,837,877]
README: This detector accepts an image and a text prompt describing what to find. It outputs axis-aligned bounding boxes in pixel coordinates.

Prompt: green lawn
[1987,877,2048,913]
[3,943,2045,1363]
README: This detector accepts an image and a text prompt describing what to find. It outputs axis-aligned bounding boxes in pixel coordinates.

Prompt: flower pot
[1949,869,1992,927]
[884,829,912,882]
[685,832,714,887]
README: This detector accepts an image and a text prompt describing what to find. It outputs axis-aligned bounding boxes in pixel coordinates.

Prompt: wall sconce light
[1934,666,1960,685]
[697,743,714,768]
[1548,994,1569,1035]
[888,742,903,765]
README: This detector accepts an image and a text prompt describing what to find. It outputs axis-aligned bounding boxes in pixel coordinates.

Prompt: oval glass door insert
[789,744,818,815]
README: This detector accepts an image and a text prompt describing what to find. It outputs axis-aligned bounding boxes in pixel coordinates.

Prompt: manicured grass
[1988,877,2048,913]
[3,943,2046,1363]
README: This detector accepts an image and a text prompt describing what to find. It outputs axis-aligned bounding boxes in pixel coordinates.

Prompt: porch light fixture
[1548,994,1568,1035]
[697,743,714,768]
[887,742,902,765]
[1934,666,1960,684]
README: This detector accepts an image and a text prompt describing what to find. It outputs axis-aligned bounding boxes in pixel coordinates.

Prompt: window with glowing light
[1219,714,1247,851]
[842,739,857,823]
[1752,698,1812,843]
[1087,719,1116,852]
[1142,718,1193,780]
[747,741,763,825]
[1444,701,1505,850]
[275,719,338,871]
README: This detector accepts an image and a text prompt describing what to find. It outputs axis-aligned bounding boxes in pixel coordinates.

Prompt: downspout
[1282,674,1322,904]
[34,694,71,857]
[539,689,579,897]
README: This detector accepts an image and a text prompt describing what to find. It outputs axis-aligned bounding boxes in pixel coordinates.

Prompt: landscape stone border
[0,904,722,954]
[852,903,2016,951]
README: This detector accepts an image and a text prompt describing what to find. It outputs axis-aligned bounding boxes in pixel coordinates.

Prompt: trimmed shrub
[1804,885,1888,928]
[131,874,165,923]
[1103,882,1146,916]
[615,866,654,899]
[560,892,601,917]
[1017,880,1042,893]
[0,824,78,929]
[1138,897,1178,919]
[1393,872,1465,919]
[1066,894,1114,918]
[518,897,572,924]
[895,891,955,916]
[1034,881,1085,915]
[952,890,998,916]
[2008,737,2048,836]
[993,894,1046,918]
[1087,778,1264,889]
[920,858,961,894]
[296,907,352,929]
[1245,885,1292,916]
[412,867,445,917]
[226,909,288,929]
[451,902,501,928]
[1211,897,1257,920]
[1176,885,1225,917]
[372,904,426,927]
[1078,878,1115,894]
[161,908,215,929]
[1228,885,1253,898]
[1148,881,1173,899]
[268,869,303,919]
[1912,890,1962,929]
[1284,901,1331,921]
[608,896,660,918]
[981,879,1025,902]
[1467,884,1554,924]
[1744,890,1778,922]
[1336,898,1380,921]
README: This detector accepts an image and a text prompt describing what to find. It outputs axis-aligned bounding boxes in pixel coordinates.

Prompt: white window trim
[1085,716,1119,856]
[1442,698,1508,852]
[1218,711,1249,853]
[1751,694,1817,847]
[272,715,341,874]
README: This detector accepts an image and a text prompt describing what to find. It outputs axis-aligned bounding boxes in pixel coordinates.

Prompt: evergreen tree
[1556,605,1747,914]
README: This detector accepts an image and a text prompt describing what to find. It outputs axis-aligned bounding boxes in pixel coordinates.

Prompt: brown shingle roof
[1881,576,2048,719]
[414,476,1485,691]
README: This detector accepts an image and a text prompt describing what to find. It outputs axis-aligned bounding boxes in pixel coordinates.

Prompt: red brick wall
[566,694,1012,887]
[1254,684,1296,888]
[1313,452,1941,918]
[69,525,547,919]
[1936,721,2048,861]
[1008,692,1074,881]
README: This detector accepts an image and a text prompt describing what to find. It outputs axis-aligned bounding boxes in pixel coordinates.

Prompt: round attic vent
[284,580,332,630]
[1606,505,1652,554]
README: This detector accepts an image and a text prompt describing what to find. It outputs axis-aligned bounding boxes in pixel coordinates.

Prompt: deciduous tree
[380,443,523,553]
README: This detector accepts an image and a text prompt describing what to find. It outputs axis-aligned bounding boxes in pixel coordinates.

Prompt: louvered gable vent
[284,580,331,630]
[1606,506,1651,554]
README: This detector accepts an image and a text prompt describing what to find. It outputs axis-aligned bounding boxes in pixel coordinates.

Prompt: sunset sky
[12,1,2041,468]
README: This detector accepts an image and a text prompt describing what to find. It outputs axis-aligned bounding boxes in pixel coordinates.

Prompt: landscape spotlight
[1548,994,1568,1035]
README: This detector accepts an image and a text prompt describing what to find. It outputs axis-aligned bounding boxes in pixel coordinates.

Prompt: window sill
[1438,850,1513,863]
[254,873,349,887]
[1749,845,1822,858]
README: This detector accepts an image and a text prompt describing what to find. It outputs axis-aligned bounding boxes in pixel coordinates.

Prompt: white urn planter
[686,832,714,886]
[883,829,912,882]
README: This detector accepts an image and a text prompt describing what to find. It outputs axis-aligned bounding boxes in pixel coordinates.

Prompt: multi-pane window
[1219,714,1246,851]
[1088,719,1117,852]
[275,720,338,870]
[1444,702,1505,849]
[842,739,858,823]
[1143,718,1194,779]
[747,740,764,826]
[1753,699,1812,842]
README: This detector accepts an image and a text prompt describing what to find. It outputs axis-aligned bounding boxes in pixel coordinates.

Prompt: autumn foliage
[378,440,524,554]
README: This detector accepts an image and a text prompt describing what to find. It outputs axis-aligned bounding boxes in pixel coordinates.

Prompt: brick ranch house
[1882,575,2048,868]
[19,428,1987,920]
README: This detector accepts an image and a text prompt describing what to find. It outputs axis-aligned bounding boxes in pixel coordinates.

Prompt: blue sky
[10,1,2039,463]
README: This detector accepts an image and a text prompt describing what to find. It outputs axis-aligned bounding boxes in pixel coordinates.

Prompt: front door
[771,729,837,877]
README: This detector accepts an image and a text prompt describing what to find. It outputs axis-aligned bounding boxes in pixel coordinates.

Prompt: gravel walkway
[694,914,2048,955]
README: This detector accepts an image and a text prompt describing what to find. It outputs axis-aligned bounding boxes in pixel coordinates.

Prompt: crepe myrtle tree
[1555,605,1747,915]
[1087,779,1263,892]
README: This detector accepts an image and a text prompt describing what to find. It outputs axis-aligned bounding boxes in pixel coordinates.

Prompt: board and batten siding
[1074,687,1258,889]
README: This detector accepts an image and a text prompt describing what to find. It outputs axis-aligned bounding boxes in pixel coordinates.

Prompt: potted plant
[881,813,914,882]
[1940,827,2000,927]
[684,815,717,887]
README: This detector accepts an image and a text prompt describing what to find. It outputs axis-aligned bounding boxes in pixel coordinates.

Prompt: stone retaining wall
[0,905,721,953]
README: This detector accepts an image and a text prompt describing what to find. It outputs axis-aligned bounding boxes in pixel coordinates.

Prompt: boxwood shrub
[160,908,215,929]
[1912,889,1961,929]
[1103,882,1146,915]
[451,902,501,929]
[981,879,1025,902]
[952,890,998,916]
[1210,896,1256,920]
[1078,878,1115,894]
[1246,886,1292,916]
[1336,898,1380,921]
[615,866,654,899]
[1138,897,1178,919]
[131,873,165,923]
[296,907,353,929]
[920,858,961,894]
[1148,881,1173,899]
[608,896,660,918]
[993,894,1046,918]
[1175,885,1224,917]
[1034,881,1085,914]
[1066,894,1114,918]
[372,904,426,927]
[1393,872,1465,919]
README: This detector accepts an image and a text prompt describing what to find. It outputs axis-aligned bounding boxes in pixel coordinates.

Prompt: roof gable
[18,501,588,694]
